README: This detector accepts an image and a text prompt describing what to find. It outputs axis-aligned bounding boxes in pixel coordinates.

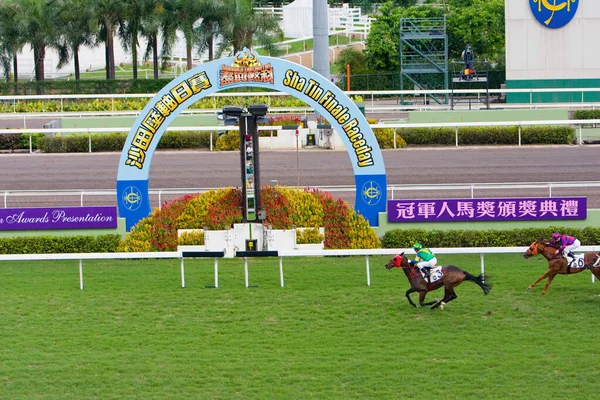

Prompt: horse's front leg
[541,273,557,295]
[405,288,417,308]
[528,270,550,290]
[418,290,431,307]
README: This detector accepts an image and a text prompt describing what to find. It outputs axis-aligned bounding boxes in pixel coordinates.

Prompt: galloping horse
[523,241,600,294]
[385,253,491,310]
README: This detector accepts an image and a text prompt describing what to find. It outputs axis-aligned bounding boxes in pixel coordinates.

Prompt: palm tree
[164,0,210,71]
[6,0,62,83]
[194,2,226,62]
[56,0,98,80]
[216,0,283,57]
[0,1,26,82]
[140,0,166,79]
[92,0,125,80]
[119,0,145,79]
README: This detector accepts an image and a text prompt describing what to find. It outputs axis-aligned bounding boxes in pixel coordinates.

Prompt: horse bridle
[391,255,405,269]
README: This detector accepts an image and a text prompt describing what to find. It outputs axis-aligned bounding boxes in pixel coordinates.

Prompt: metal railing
[3,181,600,209]
[2,118,599,153]
[1,246,598,290]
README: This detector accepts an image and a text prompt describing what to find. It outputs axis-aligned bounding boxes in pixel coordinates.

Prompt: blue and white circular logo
[361,181,382,206]
[122,186,143,211]
[529,0,579,29]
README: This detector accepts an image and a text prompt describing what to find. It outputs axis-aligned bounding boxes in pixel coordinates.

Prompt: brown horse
[385,253,491,310]
[523,241,600,294]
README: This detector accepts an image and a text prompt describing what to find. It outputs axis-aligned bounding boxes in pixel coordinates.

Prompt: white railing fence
[2,118,600,154]
[3,181,599,210]
[4,87,600,113]
[1,246,598,290]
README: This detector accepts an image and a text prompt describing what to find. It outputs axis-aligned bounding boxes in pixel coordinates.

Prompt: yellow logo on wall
[530,0,578,29]
[219,48,274,87]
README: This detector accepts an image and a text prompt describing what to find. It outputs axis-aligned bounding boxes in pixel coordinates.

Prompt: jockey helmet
[412,243,422,250]
[552,232,561,241]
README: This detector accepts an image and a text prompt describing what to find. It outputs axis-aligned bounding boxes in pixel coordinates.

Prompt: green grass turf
[1,254,599,399]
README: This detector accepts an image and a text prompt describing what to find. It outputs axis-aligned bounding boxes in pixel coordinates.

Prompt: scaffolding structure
[399,17,448,105]
[450,45,490,110]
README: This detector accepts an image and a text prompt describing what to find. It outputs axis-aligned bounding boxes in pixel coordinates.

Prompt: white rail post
[29,132,33,154]
[579,125,583,145]
[79,259,84,290]
[214,257,219,288]
[480,253,485,280]
[210,131,213,152]
[365,255,371,286]
[87,129,92,153]
[180,257,186,288]
[455,126,459,147]
[244,257,249,288]
[279,256,285,287]
[518,124,522,146]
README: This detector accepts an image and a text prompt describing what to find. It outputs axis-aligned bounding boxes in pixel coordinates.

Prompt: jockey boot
[567,252,575,267]
[422,267,431,280]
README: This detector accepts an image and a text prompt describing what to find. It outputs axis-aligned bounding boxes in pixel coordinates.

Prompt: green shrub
[37,134,89,152]
[398,126,574,146]
[296,228,324,244]
[158,131,211,149]
[380,226,600,248]
[120,186,380,251]
[214,131,240,151]
[0,234,121,254]
[91,132,128,151]
[573,109,600,120]
[178,230,205,245]
[0,133,23,151]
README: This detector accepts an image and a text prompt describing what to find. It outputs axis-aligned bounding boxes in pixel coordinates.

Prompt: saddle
[421,266,443,283]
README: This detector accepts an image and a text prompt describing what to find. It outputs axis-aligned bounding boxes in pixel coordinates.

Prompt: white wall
[505,0,600,80]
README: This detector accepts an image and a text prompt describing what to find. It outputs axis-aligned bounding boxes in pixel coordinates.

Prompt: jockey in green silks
[410,243,438,280]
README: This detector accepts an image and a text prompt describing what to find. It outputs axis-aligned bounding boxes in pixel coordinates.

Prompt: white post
[455,126,459,147]
[244,257,249,288]
[79,259,84,290]
[518,124,522,146]
[87,129,92,153]
[579,125,583,145]
[592,274,596,283]
[480,253,485,280]
[214,258,219,288]
[180,257,186,288]
[279,256,285,287]
[365,255,371,286]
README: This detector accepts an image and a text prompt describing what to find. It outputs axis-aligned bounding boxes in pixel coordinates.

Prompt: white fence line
[2,118,600,153]
[2,246,598,290]
[4,181,600,209]
[4,87,600,112]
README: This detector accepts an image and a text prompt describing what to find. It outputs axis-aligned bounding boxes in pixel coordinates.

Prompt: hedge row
[0,234,122,255]
[573,109,600,120]
[399,126,575,146]
[36,131,214,153]
[27,124,574,153]
[381,227,600,248]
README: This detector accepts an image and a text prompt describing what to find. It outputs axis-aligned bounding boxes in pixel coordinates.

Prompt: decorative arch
[117,49,387,230]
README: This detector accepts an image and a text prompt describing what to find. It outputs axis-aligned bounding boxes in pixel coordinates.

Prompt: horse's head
[524,240,556,259]
[523,241,540,259]
[385,253,407,270]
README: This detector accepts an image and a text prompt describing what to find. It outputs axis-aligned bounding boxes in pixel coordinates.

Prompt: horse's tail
[464,271,492,295]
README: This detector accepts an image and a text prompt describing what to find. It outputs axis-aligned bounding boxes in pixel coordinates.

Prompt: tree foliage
[364,0,505,72]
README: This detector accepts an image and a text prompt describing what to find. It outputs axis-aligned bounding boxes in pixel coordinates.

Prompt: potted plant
[316,115,331,130]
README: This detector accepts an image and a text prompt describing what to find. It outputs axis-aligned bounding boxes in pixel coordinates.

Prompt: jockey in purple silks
[549,232,581,267]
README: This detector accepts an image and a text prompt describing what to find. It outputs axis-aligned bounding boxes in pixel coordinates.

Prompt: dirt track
[1,146,599,208]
